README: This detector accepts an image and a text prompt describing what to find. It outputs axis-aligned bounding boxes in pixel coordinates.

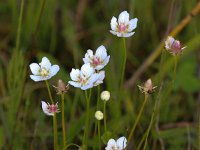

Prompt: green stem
[83,90,91,149]
[199,114,200,150]
[64,143,81,150]
[61,93,66,148]
[96,85,100,109]
[15,0,24,52]
[53,114,58,150]
[103,101,107,132]
[45,80,54,103]
[128,94,148,143]
[120,38,127,88]
[98,121,101,150]
[173,56,178,82]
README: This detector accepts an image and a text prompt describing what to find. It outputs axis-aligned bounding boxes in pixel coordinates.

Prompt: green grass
[0,0,200,149]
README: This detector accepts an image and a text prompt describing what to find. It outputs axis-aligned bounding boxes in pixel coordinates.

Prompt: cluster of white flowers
[68,45,110,90]
[105,136,127,150]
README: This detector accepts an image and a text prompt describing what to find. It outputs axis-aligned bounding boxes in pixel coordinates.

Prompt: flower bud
[53,79,69,95]
[95,110,103,120]
[100,91,110,101]
[165,36,186,56]
[138,78,157,94]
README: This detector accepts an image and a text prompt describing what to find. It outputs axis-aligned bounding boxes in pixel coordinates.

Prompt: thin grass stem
[61,93,66,148]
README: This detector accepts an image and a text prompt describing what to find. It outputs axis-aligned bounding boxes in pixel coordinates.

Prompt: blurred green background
[0,0,200,149]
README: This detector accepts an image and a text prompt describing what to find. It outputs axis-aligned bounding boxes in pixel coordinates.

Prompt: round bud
[100,91,110,101]
[95,111,103,120]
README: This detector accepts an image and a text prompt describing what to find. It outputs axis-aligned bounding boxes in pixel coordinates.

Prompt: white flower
[95,110,103,120]
[101,91,110,101]
[29,57,60,82]
[41,101,60,116]
[105,136,127,150]
[165,36,186,56]
[93,71,105,86]
[68,63,99,90]
[110,11,138,37]
[83,45,110,70]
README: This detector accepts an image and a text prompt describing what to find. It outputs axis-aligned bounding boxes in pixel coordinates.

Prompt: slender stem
[83,90,91,149]
[128,94,148,143]
[64,143,81,149]
[96,85,100,109]
[45,80,54,103]
[97,121,101,150]
[120,38,127,88]
[198,114,200,150]
[103,101,107,132]
[53,114,58,150]
[61,93,66,148]
[173,56,178,82]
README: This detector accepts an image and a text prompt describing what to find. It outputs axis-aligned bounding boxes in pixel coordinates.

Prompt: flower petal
[102,55,110,67]
[110,16,118,31]
[30,75,43,82]
[110,30,120,36]
[68,81,81,88]
[122,32,135,37]
[95,45,107,60]
[128,18,138,32]
[93,71,105,86]
[50,65,60,77]
[29,63,40,75]
[106,139,117,150]
[116,136,127,149]
[81,63,94,77]
[81,84,93,90]
[40,57,51,70]
[41,101,54,116]
[118,11,129,24]
[83,49,94,64]
[70,69,80,81]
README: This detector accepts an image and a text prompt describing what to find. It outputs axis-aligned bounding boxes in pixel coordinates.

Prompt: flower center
[40,68,49,77]
[48,104,58,113]
[172,41,181,50]
[92,57,101,66]
[119,24,127,32]
[79,77,87,85]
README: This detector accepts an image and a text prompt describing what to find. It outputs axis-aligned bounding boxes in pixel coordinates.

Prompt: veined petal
[68,81,81,88]
[110,16,118,31]
[106,139,117,150]
[88,73,100,84]
[116,136,127,149]
[70,69,80,81]
[93,71,105,86]
[81,63,94,77]
[40,57,51,70]
[110,30,120,36]
[118,11,129,24]
[128,18,138,32]
[95,45,107,60]
[83,49,94,64]
[41,101,54,116]
[30,75,43,82]
[29,63,40,75]
[81,84,93,90]
[122,32,135,37]
[50,65,60,77]
[102,55,110,67]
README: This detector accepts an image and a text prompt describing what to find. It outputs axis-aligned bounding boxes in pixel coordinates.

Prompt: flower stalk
[103,101,107,132]
[61,93,66,148]
[45,80,54,103]
[128,93,148,143]
[53,114,58,150]
[120,38,127,88]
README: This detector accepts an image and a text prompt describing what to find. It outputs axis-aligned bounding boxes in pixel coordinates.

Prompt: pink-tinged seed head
[48,104,58,113]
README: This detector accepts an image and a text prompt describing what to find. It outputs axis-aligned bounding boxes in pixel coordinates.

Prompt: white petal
[41,101,54,116]
[110,16,118,31]
[70,69,81,81]
[128,18,138,32]
[106,139,117,150]
[50,65,60,77]
[110,30,120,36]
[93,71,105,86]
[81,63,94,77]
[118,11,129,24]
[102,55,110,67]
[68,81,81,88]
[83,50,94,64]
[40,57,51,70]
[95,45,107,60]
[88,73,100,84]
[122,32,135,37]
[29,63,40,75]
[81,84,93,90]
[30,75,43,82]
[116,136,127,149]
